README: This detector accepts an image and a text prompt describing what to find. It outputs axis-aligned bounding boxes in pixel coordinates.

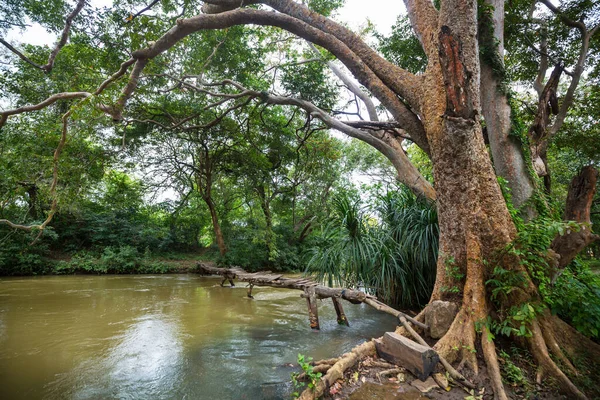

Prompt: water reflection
[0,275,396,399]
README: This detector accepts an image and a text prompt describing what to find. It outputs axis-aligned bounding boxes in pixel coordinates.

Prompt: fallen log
[196,263,411,329]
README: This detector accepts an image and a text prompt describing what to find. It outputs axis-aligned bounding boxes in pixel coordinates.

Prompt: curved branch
[112,59,149,121]
[95,58,136,95]
[0,0,86,73]
[43,0,86,73]
[204,0,421,107]
[307,42,379,122]
[0,92,91,128]
[126,8,428,153]
[0,110,71,235]
[198,80,435,200]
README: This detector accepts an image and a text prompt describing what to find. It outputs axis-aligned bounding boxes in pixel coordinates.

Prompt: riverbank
[0,247,216,276]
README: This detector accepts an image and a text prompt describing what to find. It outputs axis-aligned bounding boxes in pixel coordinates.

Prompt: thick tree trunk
[481,64,535,213]
[479,0,535,215]
[551,166,599,269]
[405,2,595,398]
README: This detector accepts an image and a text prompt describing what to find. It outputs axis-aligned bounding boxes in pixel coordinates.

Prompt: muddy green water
[0,275,396,399]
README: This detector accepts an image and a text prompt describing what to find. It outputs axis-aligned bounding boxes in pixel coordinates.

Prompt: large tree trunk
[415,9,518,395]
[479,0,535,215]
[407,1,594,398]
[551,166,599,270]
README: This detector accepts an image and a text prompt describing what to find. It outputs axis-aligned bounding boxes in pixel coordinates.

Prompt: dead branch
[127,0,161,23]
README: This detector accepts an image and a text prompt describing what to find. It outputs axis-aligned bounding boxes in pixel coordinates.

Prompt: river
[0,274,396,399]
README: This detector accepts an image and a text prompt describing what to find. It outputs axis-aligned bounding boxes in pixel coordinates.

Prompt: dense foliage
[306,186,438,309]
[0,0,598,353]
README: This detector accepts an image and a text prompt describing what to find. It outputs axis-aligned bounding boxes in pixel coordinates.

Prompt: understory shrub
[54,246,176,275]
[305,186,438,309]
[0,228,55,275]
[547,259,600,340]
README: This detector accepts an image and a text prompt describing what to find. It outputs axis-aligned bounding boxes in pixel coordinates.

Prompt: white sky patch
[338,0,405,36]
[7,0,404,47]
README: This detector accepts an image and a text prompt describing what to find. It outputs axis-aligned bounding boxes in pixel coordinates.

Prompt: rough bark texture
[551,166,599,269]
[479,0,534,213]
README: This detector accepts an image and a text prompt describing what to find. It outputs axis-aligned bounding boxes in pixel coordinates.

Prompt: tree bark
[205,196,228,256]
[256,185,277,261]
[551,166,599,269]
[479,0,534,214]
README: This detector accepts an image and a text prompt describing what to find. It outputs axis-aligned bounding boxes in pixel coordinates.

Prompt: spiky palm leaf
[306,187,438,309]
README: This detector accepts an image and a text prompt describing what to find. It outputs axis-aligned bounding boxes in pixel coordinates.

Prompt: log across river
[196,263,426,331]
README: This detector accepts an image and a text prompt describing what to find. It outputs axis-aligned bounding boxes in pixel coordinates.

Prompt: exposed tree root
[297,363,334,381]
[538,315,578,376]
[431,299,592,400]
[363,360,397,369]
[377,368,403,382]
[480,325,508,400]
[435,235,511,399]
[528,319,587,400]
[313,358,339,366]
[298,340,376,400]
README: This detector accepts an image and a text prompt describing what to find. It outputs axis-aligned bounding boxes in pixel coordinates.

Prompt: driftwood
[196,263,413,330]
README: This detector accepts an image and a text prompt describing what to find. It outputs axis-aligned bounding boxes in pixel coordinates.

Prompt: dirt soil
[321,352,568,400]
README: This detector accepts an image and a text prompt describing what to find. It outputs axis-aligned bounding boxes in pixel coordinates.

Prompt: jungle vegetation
[1,0,600,398]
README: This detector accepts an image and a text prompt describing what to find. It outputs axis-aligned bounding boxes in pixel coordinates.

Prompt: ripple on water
[0,275,397,400]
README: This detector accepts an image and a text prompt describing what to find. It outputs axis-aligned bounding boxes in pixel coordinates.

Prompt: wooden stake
[332,297,349,326]
[220,276,235,287]
[305,286,320,330]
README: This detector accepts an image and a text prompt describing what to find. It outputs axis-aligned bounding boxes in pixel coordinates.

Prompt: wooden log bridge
[196,263,416,330]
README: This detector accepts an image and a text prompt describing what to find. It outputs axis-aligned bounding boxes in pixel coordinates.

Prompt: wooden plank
[374,332,439,381]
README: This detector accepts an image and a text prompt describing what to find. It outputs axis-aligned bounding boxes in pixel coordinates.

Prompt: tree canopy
[1,1,600,399]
